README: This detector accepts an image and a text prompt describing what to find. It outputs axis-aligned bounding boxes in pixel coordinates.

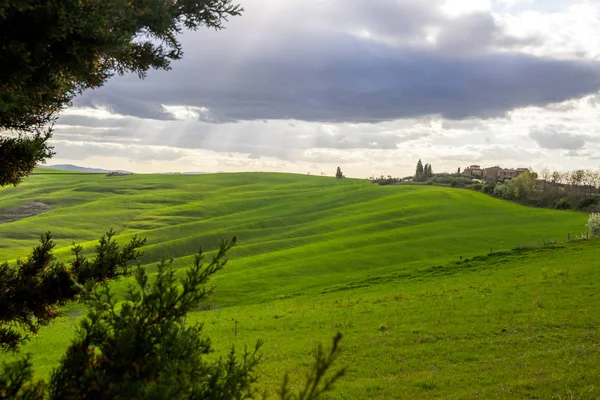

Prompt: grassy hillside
[0,172,597,398]
[0,173,586,304]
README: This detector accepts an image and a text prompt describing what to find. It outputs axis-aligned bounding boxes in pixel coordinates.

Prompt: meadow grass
[1,172,597,398]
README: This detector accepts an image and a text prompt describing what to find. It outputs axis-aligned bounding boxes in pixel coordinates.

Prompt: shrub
[482,182,496,194]
[467,183,483,191]
[450,179,457,187]
[0,230,145,351]
[576,196,600,210]
[494,183,514,200]
[555,197,572,210]
[586,213,600,237]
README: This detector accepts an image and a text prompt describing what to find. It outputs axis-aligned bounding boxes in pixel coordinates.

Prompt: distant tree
[335,167,344,179]
[415,159,424,181]
[584,170,597,195]
[425,164,433,178]
[540,168,551,191]
[457,167,461,175]
[0,0,242,186]
[551,171,561,185]
[511,169,538,199]
[1,238,346,399]
[571,169,586,188]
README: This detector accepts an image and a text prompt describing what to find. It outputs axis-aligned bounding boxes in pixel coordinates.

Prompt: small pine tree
[1,237,346,399]
[335,167,343,179]
[0,230,145,352]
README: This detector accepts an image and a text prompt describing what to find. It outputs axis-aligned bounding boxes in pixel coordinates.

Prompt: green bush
[450,179,457,187]
[576,196,600,210]
[482,182,496,194]
[494,183,514,200]
[555,197,572,210]
[467,183,483,191]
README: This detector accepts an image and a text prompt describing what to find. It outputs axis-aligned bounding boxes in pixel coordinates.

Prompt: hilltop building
[463,165,527,182]
[498,168,528,181]
[463,165,483,177]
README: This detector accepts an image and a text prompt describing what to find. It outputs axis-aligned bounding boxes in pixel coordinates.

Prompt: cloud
[529,125,589,150]
[53,117,427,160]
[71,0,600,124]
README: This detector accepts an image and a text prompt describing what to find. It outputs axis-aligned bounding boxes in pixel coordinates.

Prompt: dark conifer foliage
[415,159,424,181]
[0,130,55,187]
[0,0,243,186]
[0,230,146,352]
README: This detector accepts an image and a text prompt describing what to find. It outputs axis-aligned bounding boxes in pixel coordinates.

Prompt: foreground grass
[1,172,596,398]
[9,240,600,399]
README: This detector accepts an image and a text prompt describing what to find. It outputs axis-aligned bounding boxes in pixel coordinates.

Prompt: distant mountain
[42,164,132,174]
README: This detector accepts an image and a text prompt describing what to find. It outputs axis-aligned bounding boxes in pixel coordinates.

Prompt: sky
[51,0,600,178]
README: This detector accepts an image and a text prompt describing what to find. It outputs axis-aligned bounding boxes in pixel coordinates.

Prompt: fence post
[568,233,571,241]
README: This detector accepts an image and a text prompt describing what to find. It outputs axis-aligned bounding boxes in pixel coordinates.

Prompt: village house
[463,165,528,182]
[463,165,483,177]
[483,166,501,182]
[498,168,528,181]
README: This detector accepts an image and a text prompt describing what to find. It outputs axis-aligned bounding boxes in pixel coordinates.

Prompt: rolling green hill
[1,172,598,399]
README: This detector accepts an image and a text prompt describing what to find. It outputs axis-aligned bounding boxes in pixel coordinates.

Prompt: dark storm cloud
[74,46,600,123]
[529,126,590,150]
[70,0,600,124]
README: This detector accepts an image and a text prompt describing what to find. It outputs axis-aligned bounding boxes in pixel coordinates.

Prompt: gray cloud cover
[71,0,600,124]
[529,125,592,151]
[529,125,590,150]
[53,117,425,160]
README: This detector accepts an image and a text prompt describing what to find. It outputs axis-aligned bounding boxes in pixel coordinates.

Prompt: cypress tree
[415,159,424,181]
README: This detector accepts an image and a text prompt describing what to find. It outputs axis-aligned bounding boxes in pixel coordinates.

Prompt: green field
[1,172,598,399]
